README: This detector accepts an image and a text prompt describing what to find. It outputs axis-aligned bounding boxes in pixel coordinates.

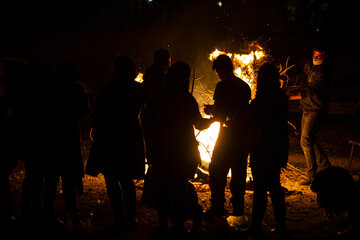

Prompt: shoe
[300,178,313,185]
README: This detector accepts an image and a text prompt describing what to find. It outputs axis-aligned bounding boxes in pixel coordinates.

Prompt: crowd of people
[0,58,90,232]
[0,46,358,239]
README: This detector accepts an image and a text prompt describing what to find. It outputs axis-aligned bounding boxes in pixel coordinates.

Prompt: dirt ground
[5,114,360,240]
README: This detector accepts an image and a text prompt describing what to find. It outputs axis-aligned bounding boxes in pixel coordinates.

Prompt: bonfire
[194,43,268,179]
[135,43,294,181]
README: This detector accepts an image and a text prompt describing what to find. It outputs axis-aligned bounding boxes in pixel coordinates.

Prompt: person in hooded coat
[248,63,288,236]
[86,55,146,232]
[43,59,90,228]
[142,61,213,234]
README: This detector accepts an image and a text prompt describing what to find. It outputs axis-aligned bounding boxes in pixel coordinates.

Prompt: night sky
[1,0,359,98]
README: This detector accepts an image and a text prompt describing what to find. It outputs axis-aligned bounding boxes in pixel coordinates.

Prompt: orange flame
[208,44,266,98]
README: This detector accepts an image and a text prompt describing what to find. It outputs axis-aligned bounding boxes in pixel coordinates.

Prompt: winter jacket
[249,88,289,171]
[86,80,146,179]
[143,90,205,180]
[44,81,90,178]
[300,62,331,113]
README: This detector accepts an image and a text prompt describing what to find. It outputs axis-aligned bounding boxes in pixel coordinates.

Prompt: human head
[113,55,136,83]
[311,166,356,216]
[312,44,329,66]
[212,54,234,81]
[154,49,171,72]
[166,61,191,91]
[256,63,280,96]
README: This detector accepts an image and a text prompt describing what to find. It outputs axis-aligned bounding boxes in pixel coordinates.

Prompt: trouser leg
[22,175,31,216]
[61,176,77,214]
[21,159,32,216]
[43,175,59,219]
[104,175,126,223]
[22,158,44,216]
[301,112,320,179]
[230,152,248,215]
[156,181,169,231]
[0,174,12,218]
[268,172,286,226]
[119,177,136,223]
[314,141,331,171]
[251,176,267,228]
[209,159,229,210]
[31,174,44,216]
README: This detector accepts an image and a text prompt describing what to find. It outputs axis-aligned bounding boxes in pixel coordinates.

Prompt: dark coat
[249,88,289,172]
[144,90,203,180]
[87,80,146,179]
[211,76,251,158]
[213,76,251,128]
[43,81,90,178]
[0,95,18,175]
[300,62,331,113]
[143,65,166,99]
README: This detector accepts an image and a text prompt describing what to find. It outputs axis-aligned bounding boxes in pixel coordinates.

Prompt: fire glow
[208,44,266,98]
[197,45,267,167]
[137,44,268,180]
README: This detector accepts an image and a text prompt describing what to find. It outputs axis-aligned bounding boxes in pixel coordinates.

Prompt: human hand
[204,104,214,115]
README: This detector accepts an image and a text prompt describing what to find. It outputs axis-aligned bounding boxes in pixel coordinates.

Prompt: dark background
[2,2,360,239]
[1,0,359,100]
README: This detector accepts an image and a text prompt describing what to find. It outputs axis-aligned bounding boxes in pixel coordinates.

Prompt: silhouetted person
[204,54,251,218]
[143,49,171,101]
[43,59,90,230]
[142,61,212,234]
[248,63,288,237]
[0,76,18,227]
[18,61,51,224]
[141,49,170,167]
[290,45,332,185]
[85,55,146,232]
[0,60,28,228]
[311,166,359,239]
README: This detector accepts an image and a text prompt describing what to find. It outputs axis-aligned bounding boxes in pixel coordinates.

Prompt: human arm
[190,97,214,130]
[288,91,301,100]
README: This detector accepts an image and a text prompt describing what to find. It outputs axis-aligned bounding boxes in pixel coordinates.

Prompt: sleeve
[93,91,106,129]
[308,68,329,91]
[212,83,227,122]
[189,95,212,131]
[280,94,289,168]
[75,84,90,118]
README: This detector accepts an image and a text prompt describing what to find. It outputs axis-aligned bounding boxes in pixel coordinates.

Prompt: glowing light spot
[135,73,144,83]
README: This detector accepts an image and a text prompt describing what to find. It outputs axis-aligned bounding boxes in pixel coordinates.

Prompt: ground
[5,114,360,240]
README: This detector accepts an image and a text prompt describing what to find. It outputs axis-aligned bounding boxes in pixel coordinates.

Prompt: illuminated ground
[7,115,360,239]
